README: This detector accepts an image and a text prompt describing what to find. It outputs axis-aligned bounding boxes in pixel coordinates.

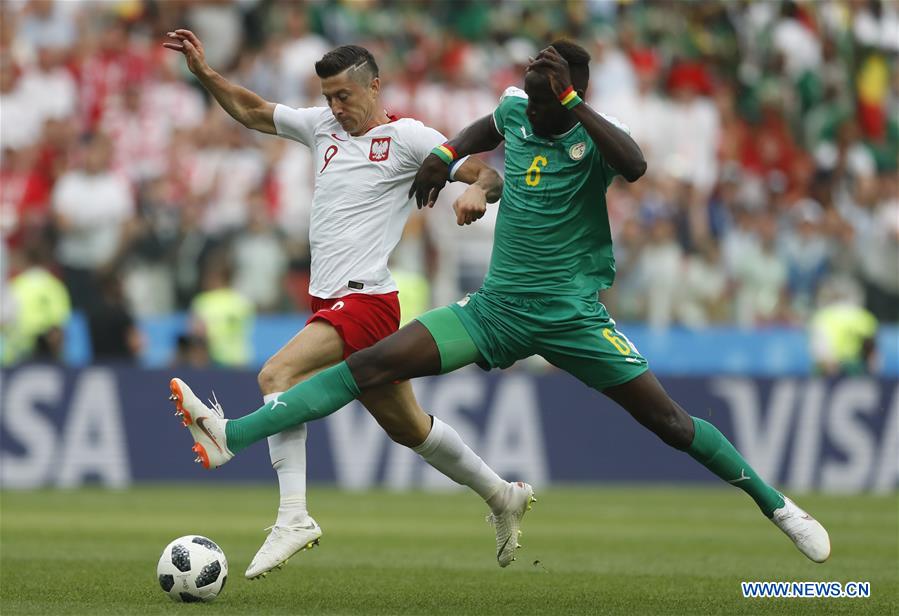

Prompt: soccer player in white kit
[163,30,535,578]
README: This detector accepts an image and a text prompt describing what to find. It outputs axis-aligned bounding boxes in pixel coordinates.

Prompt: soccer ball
[156,535,228,602]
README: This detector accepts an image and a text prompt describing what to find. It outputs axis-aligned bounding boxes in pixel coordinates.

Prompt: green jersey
[484,87,625,297]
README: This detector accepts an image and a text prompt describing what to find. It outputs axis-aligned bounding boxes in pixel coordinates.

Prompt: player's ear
[370,76,380,97]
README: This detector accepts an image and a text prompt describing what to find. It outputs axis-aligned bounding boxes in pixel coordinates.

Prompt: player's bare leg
[603,371,830,562]
[245,321,342,579]
[354,318,537,567]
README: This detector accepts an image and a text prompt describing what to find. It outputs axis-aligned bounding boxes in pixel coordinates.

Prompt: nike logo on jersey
[330,133,347,142]
[728,469,751,484]
[196,417,223,453]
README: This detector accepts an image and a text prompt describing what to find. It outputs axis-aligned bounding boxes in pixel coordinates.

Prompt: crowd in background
[1,0,897,368]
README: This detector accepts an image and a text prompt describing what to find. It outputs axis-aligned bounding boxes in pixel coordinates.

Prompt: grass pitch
[1,485,895,615]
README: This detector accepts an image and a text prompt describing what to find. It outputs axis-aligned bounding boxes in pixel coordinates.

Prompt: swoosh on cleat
[196,417,223,453]
[497,534,512,560]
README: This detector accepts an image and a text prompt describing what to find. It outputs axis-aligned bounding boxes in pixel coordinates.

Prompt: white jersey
[274,104,457,299]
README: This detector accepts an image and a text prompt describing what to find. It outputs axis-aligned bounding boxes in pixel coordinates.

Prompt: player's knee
[257,358,291,394]
[654,402,693,449]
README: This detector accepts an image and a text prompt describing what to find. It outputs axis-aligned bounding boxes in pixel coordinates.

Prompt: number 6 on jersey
[525,155,547,186]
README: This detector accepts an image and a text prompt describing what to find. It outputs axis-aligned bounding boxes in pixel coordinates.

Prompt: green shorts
[418,287,648,391]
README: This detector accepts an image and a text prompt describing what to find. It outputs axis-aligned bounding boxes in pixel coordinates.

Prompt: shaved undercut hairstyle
[315,45,379,84]
[549,39,591,92]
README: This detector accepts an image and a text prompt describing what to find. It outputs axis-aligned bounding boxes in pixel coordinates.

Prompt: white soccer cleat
[770,495,831,563]
[245,518,322,579]
[487,481,536,568]
[169,378,234,469]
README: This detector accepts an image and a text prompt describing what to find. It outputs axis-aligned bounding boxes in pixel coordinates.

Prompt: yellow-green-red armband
[431,143,458,165]
[559,86,583,110]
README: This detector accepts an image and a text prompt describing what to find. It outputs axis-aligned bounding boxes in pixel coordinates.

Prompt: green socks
[225,362,361,453]
[686,416,785,517]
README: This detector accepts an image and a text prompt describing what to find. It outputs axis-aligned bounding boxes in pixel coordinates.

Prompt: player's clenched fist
[452,185,488,226]
[163,29,209,76]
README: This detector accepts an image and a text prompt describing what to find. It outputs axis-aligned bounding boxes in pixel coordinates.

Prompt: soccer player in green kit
[172,41,830,564]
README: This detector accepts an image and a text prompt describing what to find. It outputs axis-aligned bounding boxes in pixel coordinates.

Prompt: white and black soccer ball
[156,535,228,603]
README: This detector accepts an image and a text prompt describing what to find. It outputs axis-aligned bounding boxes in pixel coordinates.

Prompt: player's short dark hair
[315,45,379,83]
[549,39,590,92]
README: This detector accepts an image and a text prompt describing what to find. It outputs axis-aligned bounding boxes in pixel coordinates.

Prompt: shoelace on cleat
[206,391,225,418]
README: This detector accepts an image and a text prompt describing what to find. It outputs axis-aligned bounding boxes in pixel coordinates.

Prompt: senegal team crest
[569,142,586,160]
[369,137,391,161]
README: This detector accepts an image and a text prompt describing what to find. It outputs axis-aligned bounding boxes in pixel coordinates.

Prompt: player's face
[320,70,379,135]
[523,71,570,137]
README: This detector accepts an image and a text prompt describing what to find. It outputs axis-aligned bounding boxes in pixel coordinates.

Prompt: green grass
[1,486,896,615]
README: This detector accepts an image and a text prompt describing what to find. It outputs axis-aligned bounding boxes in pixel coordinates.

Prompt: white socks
[413,417,507,511]
[264,392,309,527]
[265,395,509,521]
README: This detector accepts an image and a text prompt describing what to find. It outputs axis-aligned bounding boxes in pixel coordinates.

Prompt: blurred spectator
[2,238,71,365]
[51,133,135,309]
[602,217,644,322]
[191,114,266,235]
[0,55,44,151]
[102,82,174,183]
[185,0,244,70]
[810,280,879,376]
[232,194,288,312]
[771,1,822,80]
[87,270,143,363]
[77,16,149,132]
[588,29,636,109]
[636,217,683,330]
[277,3,330,107]
[172,200,216,310]
[144,50,206,131]
[598,49,670,179]
[781,199,832,318]
[19,44,77,123]
[190,255,254,368]
[662,61,720,194]
[857,170,899,321]
[17,0,77,54]
[676,240,729,327]
[1,145,53,240]
[730,212,790,327]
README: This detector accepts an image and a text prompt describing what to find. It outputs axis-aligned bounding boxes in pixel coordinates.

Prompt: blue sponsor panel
[62,313,899,376]
[1,365,896,493]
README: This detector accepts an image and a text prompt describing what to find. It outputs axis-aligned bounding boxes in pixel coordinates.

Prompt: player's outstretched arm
[164,29,276,135]
[530,47,646,182]
[409,114,504,208]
